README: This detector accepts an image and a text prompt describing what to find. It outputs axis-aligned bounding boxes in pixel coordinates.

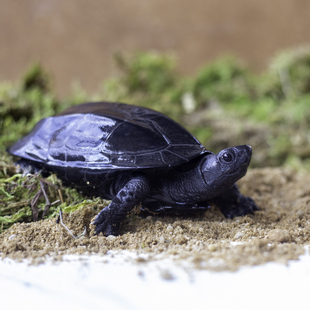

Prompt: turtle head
[200,145,252,198]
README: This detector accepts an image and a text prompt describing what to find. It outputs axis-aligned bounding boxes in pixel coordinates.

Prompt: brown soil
[1,167,309,271]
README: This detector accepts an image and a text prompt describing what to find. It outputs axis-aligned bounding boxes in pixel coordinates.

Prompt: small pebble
[234,231,244,239]
[166,225,173,232]
[160,269,174,280]
[106,235,116,242]
[267,229,290,243]
[175,235,188,245]
[208,244,216,252]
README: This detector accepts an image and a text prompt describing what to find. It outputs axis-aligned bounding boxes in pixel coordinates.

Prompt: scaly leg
[92,175,150,236]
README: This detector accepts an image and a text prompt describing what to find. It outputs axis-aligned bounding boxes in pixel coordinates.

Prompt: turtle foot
[220,195,259,219]
[91,207,120,236]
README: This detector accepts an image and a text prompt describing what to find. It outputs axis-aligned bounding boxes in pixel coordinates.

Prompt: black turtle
[8,101,258,236]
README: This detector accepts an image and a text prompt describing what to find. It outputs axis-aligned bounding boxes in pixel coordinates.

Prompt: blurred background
[1,0,310,96]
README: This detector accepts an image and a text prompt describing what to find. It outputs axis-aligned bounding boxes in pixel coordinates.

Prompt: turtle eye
[222,153,233,162]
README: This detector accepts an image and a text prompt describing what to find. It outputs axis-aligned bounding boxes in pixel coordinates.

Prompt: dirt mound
[1,167,309,271]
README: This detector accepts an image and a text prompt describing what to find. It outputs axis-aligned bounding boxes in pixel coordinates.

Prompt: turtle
[8,101,258,236]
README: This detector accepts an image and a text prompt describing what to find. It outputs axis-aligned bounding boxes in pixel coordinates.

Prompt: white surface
[0,249,309,310]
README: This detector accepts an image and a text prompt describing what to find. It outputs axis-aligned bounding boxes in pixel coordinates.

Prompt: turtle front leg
[213,184,258,219]
[92,175,150,236]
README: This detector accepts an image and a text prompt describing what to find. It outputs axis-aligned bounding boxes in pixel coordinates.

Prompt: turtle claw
[221,195,258,219]
[90,218,99,226]
[91,206,120,236]
[94,220,119,236]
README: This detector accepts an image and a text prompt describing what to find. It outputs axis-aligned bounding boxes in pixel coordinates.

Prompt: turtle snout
[232,145,252,167]
[245,144,252,156]
[244,145,252,163]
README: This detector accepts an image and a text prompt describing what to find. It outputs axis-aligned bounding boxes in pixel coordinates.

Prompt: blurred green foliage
[2,46,310,230]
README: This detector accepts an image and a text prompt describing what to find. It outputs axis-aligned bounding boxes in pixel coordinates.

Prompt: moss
[21,63,51,93]
[190,56,253,105]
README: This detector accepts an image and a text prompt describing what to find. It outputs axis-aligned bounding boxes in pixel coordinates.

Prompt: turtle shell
[8,102,208,171]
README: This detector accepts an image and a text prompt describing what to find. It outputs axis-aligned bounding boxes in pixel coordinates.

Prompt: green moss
[191,56,252,105]
[21,63,51,93]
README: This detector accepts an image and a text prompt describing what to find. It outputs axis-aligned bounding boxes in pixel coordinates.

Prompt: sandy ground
[1,167,310,272]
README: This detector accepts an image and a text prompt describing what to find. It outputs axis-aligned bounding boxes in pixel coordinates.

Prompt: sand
[1,167,309,271]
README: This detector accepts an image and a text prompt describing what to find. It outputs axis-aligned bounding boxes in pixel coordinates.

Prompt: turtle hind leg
[214,184,258,219]
[92,175,150,236]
